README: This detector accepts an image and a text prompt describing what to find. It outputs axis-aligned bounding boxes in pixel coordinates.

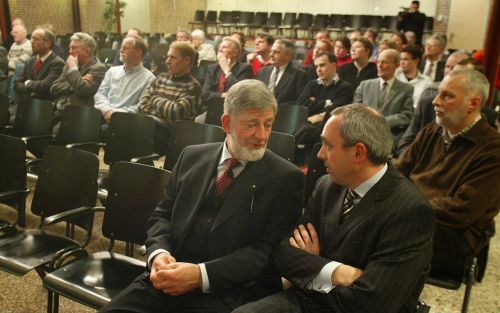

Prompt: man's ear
[467,96,482,113]
[353,142,368,164]
[221,114,231,134]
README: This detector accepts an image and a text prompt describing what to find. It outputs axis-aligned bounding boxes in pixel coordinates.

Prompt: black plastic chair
[295,13,314,39]
[328,14,344,32]
[204,97,225,127]
[304,142,326,203]
[344,15,364,31]
[0,134,29,227]
[205,10,218,34]
[313,14,329,31]
[427,242,490,313]
[365,15,384,29]
[235,11,254,35]
[265,12,282,33]
[279,13,297,37]
[189,10,205,30]
[43,161,171,312]
[251,12,268,34]
[273,104,308,135]
[267,131,295,163]
[0,94,9,127]
[164,120,226,171]
[382,16,399,31]
[0,145,98,279]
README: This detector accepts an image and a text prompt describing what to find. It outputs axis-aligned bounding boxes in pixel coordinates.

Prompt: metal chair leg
[461,257,477,313]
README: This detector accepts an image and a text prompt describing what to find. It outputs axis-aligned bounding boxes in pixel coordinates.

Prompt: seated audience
[247,33,273,76]
[50,32,107,112]
[395,68,500,273]
[231,31,249,64]
[99,79,304,313]
[113,28,152,69]
[378,38,398,54]
[405,31,417,46]
[397,1,426,46]
[14,27,64,102]
[337,37,377,89]
[303,30,330,67]
[333,36,352,67]
[201,36,253,104]
[354,49,414,143]
[347,29,362,44]
[7,24,32,76]
[38,23,67,60]
[191,29,216,65]
[176,29,191,42]
[395,44,432,107]
[256,39,306,106]
[233,104,434,313]
[303,39,333,81]
[420,34,446,82]
[397,50,468,153]
[94,35,154,124]
[391,32,407,52]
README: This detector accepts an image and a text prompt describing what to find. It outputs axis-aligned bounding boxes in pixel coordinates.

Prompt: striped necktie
[340,188,359,223]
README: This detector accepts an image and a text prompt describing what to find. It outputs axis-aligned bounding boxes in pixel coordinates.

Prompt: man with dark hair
[397,1,426,46]
[14,27,64,101]
[337,37,377,89]
[256,39,306,106]
[303,30,330,66]
[395,69,500,273]
[99,79,304,313]
[94,35,154,123]
[396,44,432,106]
[247,33,274,75]
[233,104,434,313]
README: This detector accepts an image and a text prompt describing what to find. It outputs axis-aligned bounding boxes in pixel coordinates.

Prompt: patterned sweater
[8,40,32,73]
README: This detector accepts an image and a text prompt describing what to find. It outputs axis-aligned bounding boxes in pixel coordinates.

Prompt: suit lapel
[34,54,52,79]
[381,80,400,112]
[275,64,291,97]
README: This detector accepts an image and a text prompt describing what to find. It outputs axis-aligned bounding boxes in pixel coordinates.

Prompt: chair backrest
[297,13,313,28]
[273,104,308,135]
[314,14,329,29]
[102,162,171,245]
[329,14,344,29]
[219,11,233,24]
[12,98,53,137]
[383,16,399,30]
[104,112,155,165]
[193,10,205,22]
[56,105,101,155]
[31,145,99,226]
[267,12,282,27]
[204,97,224,127]
[0,134,26,192]
[164,120,226,171]
[267,131,295,163]
[304,142,326,202]
[206,10,218,23]
[239,11,254,24]
[0,94,9,127]
[282,13,297,26]
[253,12,268,26]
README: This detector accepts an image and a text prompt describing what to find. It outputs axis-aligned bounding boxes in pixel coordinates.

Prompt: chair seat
[0,229,79,275]
[43,251,146,309]
[427,270,463,290]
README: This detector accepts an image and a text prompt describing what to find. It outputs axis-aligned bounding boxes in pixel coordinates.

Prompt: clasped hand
[289,223,320,255]
[149,253,202,296]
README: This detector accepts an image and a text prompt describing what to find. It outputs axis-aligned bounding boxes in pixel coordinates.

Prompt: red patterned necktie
[34,57,42,75]
[218,72,226,93]
[215,158,240,196]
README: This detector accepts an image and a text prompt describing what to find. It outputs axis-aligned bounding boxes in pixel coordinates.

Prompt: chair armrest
[131,153,161,164]
[65,141,103,150]
[0,188,30,201]
[21,134,55,144]
[52,247,90,269]
[0,222,19,235]
[43,206,105,227]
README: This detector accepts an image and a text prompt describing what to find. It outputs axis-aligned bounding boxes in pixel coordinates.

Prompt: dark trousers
[431,224,473,272]
[99,273,235,313]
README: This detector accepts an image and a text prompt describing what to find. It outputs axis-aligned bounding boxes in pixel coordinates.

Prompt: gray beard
[228,133,266,161]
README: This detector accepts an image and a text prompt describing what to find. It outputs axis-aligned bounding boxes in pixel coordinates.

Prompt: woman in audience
[191,29,216,66]
[333,36,352,67]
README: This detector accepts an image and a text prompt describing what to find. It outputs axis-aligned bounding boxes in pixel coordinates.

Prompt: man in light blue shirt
[94,35,154,123]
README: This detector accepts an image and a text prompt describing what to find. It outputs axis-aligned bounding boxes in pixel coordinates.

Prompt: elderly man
[256,39,306,106]
[94,35,154,123]
[7,24,32,76]
[14,27,64,101]
[354,49,414,143]
[176,29,191,42]
[337,37,377,89]
[50,32,107,111]
[420,34,446,82]
[233,104,434,313]
[112,28,152,69]
[99,79,304,313]
[395,69,500,273]
[138,42,201,154]
[395,44,432,107]
[191,29,216,65]
[201,36,253,104]
[247,33,274,76]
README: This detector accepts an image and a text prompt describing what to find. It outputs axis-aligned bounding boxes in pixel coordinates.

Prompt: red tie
[218,73,226,93]
[215,158,240,196]
[34,57,42,75]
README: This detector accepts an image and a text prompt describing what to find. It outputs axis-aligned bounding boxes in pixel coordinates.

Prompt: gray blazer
[354,78,414,130]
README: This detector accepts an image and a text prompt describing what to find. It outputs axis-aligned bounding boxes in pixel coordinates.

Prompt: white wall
[447,0,491,50]
[207,0,437,17]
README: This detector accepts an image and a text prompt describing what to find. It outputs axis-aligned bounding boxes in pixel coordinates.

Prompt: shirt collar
[441,114,482,148]
[123,62,144,73]
[379,76,396,89]
[317,74,339,86]
[38,50,52,62]
[352,163,388,199]
[220,140,249,168]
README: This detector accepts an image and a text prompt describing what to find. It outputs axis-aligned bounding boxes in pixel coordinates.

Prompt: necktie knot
[215,158,241,197]
[226,158,240,171]
[34,57,43,75]
[341,188,359,222]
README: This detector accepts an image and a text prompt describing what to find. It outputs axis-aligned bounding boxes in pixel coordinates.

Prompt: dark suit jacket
[201,61,253,103]
[146,143,304,303]
[274,166,435,313]
[14,52,64,101]
[354,78,414,131]
[256,63,307,106]
[419,59,445,82]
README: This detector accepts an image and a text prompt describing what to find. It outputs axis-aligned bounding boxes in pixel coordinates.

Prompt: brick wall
[434,0,451,35]
[149,0,206,34]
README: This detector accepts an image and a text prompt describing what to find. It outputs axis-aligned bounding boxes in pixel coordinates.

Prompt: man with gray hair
[354,48,414,144]
[191,29,216,65]
[51,32,107,111]
[7,24,32,75]
[395,68,500,273]
[100,79,304,313]
[420,34,446,82]
[256,39,306,106]
[234,103,434,313]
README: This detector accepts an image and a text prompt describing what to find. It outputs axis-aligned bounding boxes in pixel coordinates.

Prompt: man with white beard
[99,79,304,313]
[94,35,154,124]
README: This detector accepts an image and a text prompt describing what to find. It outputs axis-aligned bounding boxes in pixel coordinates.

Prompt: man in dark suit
[256,39,307,106]
[14,27,64,101]
[99,79,304,313]
[397,1,426,46]
[354,49,414,143]
[419,34,446,82]
[201,36,253,104]
[233,104,434,313]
